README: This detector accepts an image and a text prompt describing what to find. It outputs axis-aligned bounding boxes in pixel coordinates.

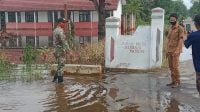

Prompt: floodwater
[0,70,199,112]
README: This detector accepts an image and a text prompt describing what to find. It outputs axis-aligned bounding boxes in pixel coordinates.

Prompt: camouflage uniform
[53,26,69,82]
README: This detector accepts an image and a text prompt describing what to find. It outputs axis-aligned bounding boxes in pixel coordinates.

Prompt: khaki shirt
[166,24,184,53]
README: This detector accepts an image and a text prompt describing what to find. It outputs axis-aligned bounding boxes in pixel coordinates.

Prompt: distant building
[0,0,126,48]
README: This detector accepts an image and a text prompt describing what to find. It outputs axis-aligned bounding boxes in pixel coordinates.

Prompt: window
[79,36,91,44]
[105,11,113,18]
[0,12,6,30]
[35,11,38,22]
[48,11,53,22]
[54,11,58,23]
[48,36,53,47]
[79,11,91,22]
[9,37,17,47]
[17,12,21,22]
[26,36,39,47]
[18,36,22,47]
[61,11,64,18]
[25,11,34,22]
[36,36,39,47]
[8,12,16,22]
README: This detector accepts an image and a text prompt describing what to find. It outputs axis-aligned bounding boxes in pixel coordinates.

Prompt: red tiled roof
[0,0,119,11]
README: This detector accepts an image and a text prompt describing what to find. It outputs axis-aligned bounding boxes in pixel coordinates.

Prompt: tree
[90,0,106,41]
[152,0,188,23]
[123,0,159,26]
[189,0,200,18]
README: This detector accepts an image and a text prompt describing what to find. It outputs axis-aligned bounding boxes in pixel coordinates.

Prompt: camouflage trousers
[54,47,66,76]
[196,73,200,94]
[168,53,180,84]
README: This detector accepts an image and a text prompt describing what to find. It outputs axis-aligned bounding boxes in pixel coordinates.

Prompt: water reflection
[0,73,197,112]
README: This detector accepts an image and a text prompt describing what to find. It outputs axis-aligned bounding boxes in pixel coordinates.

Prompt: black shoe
[171,83,180,88]
[52,74,58,82]
[58,76,63,83]
[166,82,174,86]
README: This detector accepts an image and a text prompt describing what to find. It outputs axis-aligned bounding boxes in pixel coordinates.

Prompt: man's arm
[184,34,193,48]
[174,27,184,53]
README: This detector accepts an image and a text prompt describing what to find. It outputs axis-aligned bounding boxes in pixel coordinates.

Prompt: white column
[5,12,8,23]
[150,7,165,68]
[105,17,120,68]
[16,12,19,47]
[15,12,18,29]
[52,11,55,28]
[34,11,37,47]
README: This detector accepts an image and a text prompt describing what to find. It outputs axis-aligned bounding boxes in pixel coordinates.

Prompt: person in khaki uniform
[166,13,184,88]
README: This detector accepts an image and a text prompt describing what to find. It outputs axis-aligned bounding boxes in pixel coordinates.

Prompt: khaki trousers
[168,53,180,84]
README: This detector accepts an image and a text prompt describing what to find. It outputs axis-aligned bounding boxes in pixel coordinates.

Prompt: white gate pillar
[150,7,165,68]
[105,17,120,68]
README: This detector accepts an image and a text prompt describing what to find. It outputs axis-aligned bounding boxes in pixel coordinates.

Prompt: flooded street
[0,47,199,112]
[0,60,200,112]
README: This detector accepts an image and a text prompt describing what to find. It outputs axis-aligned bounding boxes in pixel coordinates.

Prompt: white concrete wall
[105,8,165,70]
[113,0,122,20]
[38,12,48,22]
[39,36,49,46]
[150,8,165,67]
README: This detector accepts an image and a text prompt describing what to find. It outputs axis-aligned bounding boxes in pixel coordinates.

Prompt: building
[0,0,126,48]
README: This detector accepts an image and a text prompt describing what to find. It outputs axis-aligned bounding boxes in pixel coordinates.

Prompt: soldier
[166,13,184,88]
[52,18,70,83]
[184,14,200,96]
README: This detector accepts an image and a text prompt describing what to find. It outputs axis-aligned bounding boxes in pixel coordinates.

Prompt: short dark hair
[194,14,200,25]
[170,13,178,20]
[57,18,67,23]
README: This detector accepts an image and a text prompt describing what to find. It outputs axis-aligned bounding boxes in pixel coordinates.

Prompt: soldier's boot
[52,73,58,82]
[57,72,63,83]
[166,82,175,86]
[58,76,63,83]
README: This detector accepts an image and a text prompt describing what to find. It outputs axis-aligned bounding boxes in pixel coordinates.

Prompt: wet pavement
[0,60,199,112]
[0,47,199,112]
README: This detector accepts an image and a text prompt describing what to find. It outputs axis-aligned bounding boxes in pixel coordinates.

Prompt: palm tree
[123,0,146,26]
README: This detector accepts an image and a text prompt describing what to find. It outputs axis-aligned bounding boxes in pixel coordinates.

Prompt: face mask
[59,22,65,29]
[170,21,177,26]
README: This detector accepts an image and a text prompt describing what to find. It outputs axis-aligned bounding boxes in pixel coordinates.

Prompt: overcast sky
[183,0,193,9]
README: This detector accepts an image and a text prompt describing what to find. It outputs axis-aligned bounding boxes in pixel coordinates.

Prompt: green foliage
[153,0,188,23]
[123,0,151,26]
[22,45,39,71]
[123,0,189,26]
[189,0,200,18]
